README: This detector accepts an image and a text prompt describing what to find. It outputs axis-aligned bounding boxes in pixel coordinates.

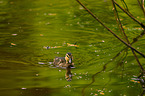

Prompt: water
[0,0,145,96]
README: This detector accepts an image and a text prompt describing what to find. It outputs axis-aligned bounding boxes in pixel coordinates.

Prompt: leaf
[11,43,16,46]
[100,92,105,95]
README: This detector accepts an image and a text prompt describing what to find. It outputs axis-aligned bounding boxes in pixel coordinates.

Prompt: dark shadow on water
[19,87,60,96]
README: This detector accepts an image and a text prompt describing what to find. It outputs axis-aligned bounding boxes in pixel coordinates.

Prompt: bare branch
[76,0,145,58]
[114,0,145,28]
[137,0,145,17]
[112,0,144,71]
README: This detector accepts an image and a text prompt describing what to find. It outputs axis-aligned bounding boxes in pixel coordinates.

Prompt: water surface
[0,0,145,96]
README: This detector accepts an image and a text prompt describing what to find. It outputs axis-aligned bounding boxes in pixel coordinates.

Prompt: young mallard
[53,52,74,81]
[53,52,73,67]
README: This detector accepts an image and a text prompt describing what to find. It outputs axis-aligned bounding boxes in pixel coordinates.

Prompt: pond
[0,0,145,96]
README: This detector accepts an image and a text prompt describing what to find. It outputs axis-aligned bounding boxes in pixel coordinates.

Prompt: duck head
[65,52,73,64]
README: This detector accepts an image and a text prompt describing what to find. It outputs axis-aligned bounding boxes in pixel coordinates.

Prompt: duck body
[53,57,67,67]
[53,52,73,67]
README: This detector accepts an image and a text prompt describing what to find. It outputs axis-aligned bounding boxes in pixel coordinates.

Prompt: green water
[0,0,145,96]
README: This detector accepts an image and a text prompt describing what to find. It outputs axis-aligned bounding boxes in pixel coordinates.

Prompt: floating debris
[108,90,112,92]
[38,62,45,64]
[131,78,143,83]
[46,22,50,25]
[40,34,43,36]
[11,43,16,46]
[59,78,62,80]
[94,93,98,95]
[89,45,93,47]
[90,93,93,95]
[74,73,77,75]
[77,22,80,24]
[67,43,79,47]
[48,62,53,65]
[43,46,62,49]
[43,42,79,49]
[131,80,139,83]
[92,89,105,95]
[36,74,39,76]
[12,34,17,36]
[98,90,101,92]
[134,27,144,30]
[102,40,105,42]
[74,15,76,17]
[48,13,57,16]
[131,63,134,65]
[79,76,82,78]
[56,52,59,54]
[100,92,105,95]
[64,85,71,88]
[43,46,50,49]
[21,88,27,90]
[120,19,123,21]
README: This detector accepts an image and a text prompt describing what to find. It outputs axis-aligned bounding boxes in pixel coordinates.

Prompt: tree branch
[112,0,144,71]
[137,0,145,17]
[114,0,145,28]
[76,0,145,58]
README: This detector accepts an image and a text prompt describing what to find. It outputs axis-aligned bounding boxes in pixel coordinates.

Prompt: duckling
[53,52,74,81]
[53,52,73,67]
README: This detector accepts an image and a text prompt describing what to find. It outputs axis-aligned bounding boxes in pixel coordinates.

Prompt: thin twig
[112,0,126,41]
[112,0,144,71]
[114,0,145,28]
[131,30,145,44]
[76,0,145,58]
[120,0,131,14]
[142,0,145,9]
[81,30,145,96]
[112,0,128,42]
[137,0,145,17]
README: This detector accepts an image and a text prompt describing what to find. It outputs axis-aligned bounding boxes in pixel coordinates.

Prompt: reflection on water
[82,28,145,95]
[0,0,145,96]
